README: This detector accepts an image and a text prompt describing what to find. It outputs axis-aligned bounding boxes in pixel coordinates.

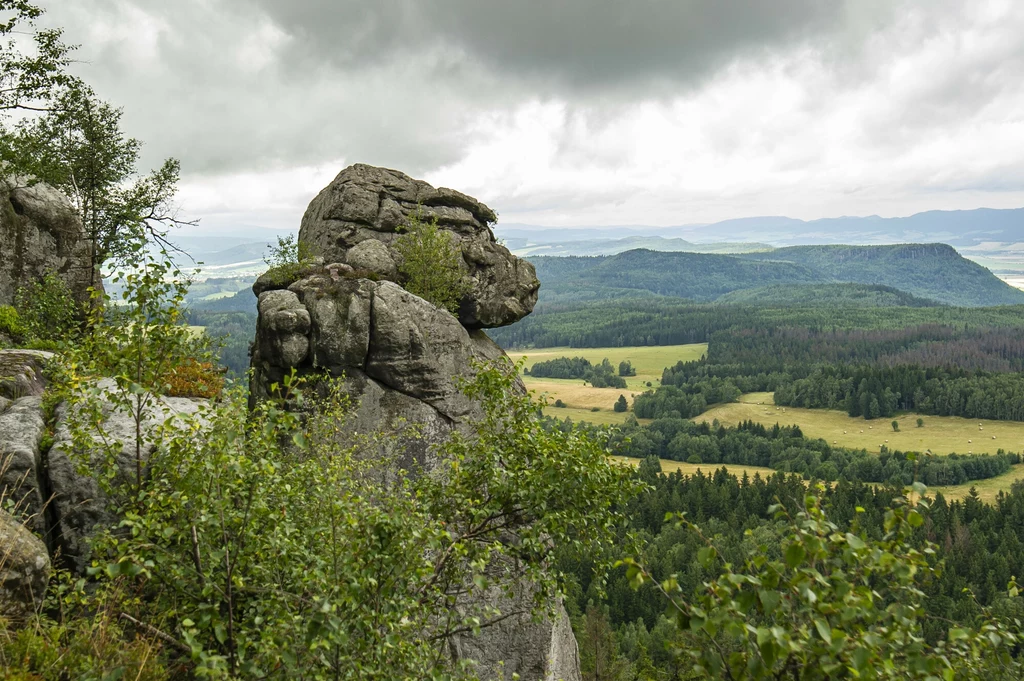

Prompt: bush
[261,234,318,286]
[395,213,470,314]
[591,406,601,412]
[554,399,566,408]
[53,360,638,677]
[0,305,25,342]
[614,395,628,412]
[686,454,702,464]
[162,358,224,398]
[14,272,78,345]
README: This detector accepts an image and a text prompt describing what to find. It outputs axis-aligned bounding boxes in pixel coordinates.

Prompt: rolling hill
[529,244,1024,307]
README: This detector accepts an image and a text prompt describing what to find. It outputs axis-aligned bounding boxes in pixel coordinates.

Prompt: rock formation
[0,352,206,573]
[250,165,578,681]
[296,164,539,329]
[0,508,50,617]
[0,177,99,308]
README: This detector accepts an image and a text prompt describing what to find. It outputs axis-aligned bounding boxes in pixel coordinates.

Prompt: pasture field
[612,455,1022,504]
[510,344,707,414]
[610,455,776,480]
[543,407,641,426]
[508,343,707,391]
[927,464,1024,503]
[698,392,1024,456]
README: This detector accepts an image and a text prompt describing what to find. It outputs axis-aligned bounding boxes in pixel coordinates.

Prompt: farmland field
[509,344,707,415]
[610,455,777,480]
[698,392,1024,456]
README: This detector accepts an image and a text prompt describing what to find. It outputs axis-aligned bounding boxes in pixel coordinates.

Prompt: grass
[926,464,1024,503]
[509,343,707,392]
[610,455,776,479]
[512,344,708,417]
[611,456,1024,505]
[698,392,1024,456]
[544,406,645,426]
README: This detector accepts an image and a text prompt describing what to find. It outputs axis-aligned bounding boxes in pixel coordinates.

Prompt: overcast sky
[40,0,1024,236]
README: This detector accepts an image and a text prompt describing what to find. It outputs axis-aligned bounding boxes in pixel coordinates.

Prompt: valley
[698,392,1024,456]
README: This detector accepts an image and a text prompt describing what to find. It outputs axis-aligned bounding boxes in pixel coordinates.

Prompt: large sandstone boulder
[296,164,538,329]
[250,166,576,681]
[0,508,50,616]
[0,177,98,308]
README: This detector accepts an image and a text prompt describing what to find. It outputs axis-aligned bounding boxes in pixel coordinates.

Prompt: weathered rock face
[297,164,539,329]
[251,166,577,680]
[0,178,98,308]
[0,353,207,574]
[0,508,50,617]
[45,380,205,574]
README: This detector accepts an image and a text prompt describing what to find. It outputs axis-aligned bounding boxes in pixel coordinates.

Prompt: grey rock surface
[0,349,54,399]
[450,588,582,681]
[0,177,99,308]
[46,380,205,573]
[0,507,50,617]
[297,164,538,328]
[0,396,47,531]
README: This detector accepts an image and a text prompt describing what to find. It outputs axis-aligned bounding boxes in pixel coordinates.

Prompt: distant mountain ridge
[498,206,1024,248]
[529,243,1024,307]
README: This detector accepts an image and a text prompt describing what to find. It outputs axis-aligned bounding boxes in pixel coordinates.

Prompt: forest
[562,465,1024,679]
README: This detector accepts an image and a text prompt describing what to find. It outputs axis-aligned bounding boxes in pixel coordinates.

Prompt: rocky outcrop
[296,164,539,329]
[0,177,98,308]
[0,508,50,617]
[0,355,207,574]
[0,349,53,399]
[250,165,577,681]
[45,380,205,574]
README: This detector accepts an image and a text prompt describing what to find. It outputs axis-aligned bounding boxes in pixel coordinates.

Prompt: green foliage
[614,395,628,413]
[260,234,318,286]
[6,84,188,270]
[0,580,170,681]
[618,360,636,377]
[395,214,470,314]
[53,351,636,677]
[526,245,1024,308]
[14,272,78,346]
[611,417,1018,486]
[0,1,77,117]
[892,419,900,432]
[555,398,566,408]
[918,417,925,428]
[0,305,24,342]
[620,484,1024,679]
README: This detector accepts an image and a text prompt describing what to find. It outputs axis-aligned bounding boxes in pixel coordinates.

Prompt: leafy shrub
[162,358,224,398]
[621,484,1024,679]
[14,272,78,345]
[53,359,637,677]
[395,213,470,314]
[261,234,318,286]
[0,306,25,342]
[555,398,566,408]
[614,395,628,412]
[618,360,636,377]
[686,454,702,464]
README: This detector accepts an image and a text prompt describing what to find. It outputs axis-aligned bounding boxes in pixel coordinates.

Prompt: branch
[119,613,190,653]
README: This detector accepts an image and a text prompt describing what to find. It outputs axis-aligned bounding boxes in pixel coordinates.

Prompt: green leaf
[814,618,832,644]
[759,589,781,614]
[697,546,717,569]
[784,542,806,569]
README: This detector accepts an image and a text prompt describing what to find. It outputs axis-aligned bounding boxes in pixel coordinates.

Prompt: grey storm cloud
[238,0,881,91]
[45,0,893,173]
[33,0,1024,228]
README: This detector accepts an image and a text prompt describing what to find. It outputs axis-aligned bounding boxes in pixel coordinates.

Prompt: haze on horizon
[42,0,1024,237]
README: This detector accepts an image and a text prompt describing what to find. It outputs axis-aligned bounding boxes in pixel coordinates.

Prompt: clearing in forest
[698,392,1024,456]
[508,343,707,416]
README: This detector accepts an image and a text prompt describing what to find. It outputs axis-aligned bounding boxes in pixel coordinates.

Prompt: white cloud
[38,0,1024,233]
